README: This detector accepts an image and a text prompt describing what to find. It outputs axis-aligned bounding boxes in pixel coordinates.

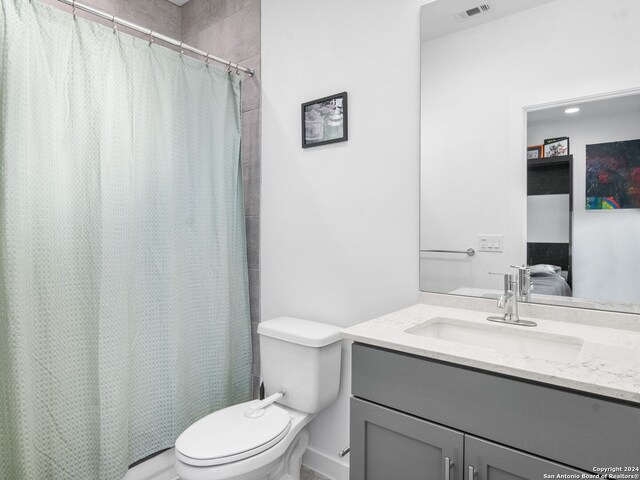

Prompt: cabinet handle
[444,456,454,480]
[468,465,476,479]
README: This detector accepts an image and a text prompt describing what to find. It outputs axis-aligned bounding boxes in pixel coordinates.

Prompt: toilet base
[267,427,309,480]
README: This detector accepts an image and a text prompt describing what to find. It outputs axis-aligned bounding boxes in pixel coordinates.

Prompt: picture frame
[586,138,640,210]
[543,137,570,157]
[301,92,348,148]
[527,145,543,159]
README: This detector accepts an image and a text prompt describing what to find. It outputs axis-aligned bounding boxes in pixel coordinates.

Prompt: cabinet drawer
[350,397,464,480]
[352,343,640,471]
[465,435,585,480]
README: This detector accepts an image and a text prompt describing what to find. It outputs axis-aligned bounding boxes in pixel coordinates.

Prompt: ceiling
[528,94,640,127]
[421,0,557,42]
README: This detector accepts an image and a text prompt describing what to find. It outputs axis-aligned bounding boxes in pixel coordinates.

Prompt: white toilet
[174,317,342,480]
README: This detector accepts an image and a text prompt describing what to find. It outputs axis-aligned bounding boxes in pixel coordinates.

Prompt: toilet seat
[175,401,292,467]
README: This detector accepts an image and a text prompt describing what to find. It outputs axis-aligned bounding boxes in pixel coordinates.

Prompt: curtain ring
[179,42,184,56]
[71,0,77,18]
[112,15,117,34]
[235,64,240,75]
[205,54,211,67]
[227,62,232,74]
[148,31,154,46]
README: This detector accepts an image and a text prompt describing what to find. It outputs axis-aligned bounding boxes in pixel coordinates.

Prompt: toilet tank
[258,317,342,414]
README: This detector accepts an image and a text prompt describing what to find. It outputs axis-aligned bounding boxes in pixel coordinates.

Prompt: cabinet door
[465,436,585,480]
[350,397,464,480]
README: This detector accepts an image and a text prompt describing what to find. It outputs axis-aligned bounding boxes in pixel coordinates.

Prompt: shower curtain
[0,1,252,479]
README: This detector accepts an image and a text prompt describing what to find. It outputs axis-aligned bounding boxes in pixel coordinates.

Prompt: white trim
[523,86,640,113]
[302,447,349,480]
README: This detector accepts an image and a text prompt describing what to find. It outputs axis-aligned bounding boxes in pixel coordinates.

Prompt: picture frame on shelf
[544,137,570,157]
[527,145,544,159]
[301,92,348,148]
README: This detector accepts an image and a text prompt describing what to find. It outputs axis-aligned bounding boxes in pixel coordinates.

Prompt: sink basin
[405,317,583,362]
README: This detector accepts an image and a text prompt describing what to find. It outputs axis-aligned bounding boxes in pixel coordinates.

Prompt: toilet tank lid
[258,317,342,347]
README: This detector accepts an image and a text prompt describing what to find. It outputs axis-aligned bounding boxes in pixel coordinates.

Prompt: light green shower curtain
[0,1,252,479]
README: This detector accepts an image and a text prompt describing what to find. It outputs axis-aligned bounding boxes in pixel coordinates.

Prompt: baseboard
[302,447,349,480]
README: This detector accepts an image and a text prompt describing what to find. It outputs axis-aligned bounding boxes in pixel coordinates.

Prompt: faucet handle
[488,272,515,293]
[488,272,515,281]
[510,265,532,285]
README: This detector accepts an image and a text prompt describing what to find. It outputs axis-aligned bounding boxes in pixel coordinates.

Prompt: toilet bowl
[174,317,342,480]
[175,401,314,480]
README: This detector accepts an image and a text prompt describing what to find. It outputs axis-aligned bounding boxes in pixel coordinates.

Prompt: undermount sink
[405,317,584,362]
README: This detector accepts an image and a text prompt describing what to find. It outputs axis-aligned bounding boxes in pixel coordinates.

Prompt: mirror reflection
[419,0,640,314]
[527,95,640,308]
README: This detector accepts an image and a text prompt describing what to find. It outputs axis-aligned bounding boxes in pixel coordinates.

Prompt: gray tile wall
[40,0,182,39]
[42,0,262,397]
[182,0,262,397]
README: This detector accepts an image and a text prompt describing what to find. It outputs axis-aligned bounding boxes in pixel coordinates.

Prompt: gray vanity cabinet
[350,396,582,480]
[350,343,640,479]
[464,436,583,479]
[350,397,463,480]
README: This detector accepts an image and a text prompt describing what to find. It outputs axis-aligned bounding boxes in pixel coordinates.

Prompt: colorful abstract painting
[585,139,640,210]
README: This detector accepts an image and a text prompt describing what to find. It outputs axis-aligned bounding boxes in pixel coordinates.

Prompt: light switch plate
[478,234,503,252]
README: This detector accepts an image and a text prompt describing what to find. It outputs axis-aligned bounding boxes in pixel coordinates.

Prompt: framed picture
[543,137,570,157]
[586,139,640,210]
[527,145,543,159]
[301,92,348,148]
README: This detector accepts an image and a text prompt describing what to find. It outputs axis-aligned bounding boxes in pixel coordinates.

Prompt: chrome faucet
[488,268,536,327]
[512,264,532,302]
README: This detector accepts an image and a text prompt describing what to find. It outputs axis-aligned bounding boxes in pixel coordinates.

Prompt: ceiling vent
[454,4,492,22]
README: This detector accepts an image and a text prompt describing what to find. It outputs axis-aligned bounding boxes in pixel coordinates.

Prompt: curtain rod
[44,0,255,76]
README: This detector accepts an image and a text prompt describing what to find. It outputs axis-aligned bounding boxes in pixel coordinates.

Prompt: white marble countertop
[341,302,640,404]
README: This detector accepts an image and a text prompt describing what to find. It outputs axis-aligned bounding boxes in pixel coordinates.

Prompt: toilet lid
[175,400,291,467]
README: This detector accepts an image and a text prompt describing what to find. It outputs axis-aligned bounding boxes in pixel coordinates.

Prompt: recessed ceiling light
[564,107,580,114]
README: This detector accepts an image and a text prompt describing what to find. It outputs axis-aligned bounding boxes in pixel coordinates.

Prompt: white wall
[261,0,427,478]
[527,195,570,243]
[529,106,640,303]
[420,0,640,294]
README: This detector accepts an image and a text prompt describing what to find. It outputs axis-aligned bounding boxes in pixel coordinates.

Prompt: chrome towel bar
[420,248,476,257]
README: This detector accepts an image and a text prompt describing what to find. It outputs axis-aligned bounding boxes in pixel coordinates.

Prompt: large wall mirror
[420,0,640,314]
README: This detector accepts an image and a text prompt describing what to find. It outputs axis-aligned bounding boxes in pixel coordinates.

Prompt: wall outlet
[478,234,503,252]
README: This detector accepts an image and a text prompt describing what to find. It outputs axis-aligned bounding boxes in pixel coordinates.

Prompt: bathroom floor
[301,466,333,480]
